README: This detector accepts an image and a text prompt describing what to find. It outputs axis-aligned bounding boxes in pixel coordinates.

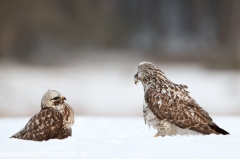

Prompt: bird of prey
[11,90,74,141]
[134,62,229,137]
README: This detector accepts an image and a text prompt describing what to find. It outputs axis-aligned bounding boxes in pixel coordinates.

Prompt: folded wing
[11,108,63,141]
[145,88,229,135]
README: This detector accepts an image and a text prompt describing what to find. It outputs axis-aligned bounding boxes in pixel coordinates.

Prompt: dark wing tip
[10,134,18,138]
[217,128,230,135]
[209,124,230,135]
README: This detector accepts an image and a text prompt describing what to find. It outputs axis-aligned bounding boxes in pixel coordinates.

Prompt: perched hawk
[11,90,74,141]
[134,62,229,137]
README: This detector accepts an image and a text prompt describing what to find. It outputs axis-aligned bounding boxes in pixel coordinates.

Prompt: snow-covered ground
[0,116,240,159]
[0,52,240,116]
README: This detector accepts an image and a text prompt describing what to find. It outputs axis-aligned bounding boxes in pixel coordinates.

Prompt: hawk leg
[154,132,165,137]
[55,128,72,139]
[154,120,174,137]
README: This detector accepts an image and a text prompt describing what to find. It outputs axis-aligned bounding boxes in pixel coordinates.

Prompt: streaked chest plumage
[57,104,74,128]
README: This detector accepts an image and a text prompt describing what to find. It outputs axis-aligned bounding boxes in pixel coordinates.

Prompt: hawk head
[41,90,66,109]
[134,62,158,84]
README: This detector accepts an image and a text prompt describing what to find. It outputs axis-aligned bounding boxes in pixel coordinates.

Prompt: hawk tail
[10,129,26,139]
[209,123,229,135]
[10,132,20,138]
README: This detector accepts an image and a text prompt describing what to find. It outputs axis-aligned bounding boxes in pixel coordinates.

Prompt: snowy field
[0,116,240,159]
[1,52,240,158]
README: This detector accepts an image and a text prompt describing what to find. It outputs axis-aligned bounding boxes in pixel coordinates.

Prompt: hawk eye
[52,97,60,100]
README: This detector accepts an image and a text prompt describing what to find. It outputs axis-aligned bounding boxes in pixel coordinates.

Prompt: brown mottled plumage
[11,90,74,141]
[134,62,229,137]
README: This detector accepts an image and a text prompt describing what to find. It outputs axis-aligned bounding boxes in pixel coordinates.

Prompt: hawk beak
[62,96,67,101]
[135,79,138,85]
[134,73,138,85]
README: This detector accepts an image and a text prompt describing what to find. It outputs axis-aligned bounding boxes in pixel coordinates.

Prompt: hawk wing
[53,103,74,139]
[145,88,228,135]
[63,103,74,125]
[11,108,63,141]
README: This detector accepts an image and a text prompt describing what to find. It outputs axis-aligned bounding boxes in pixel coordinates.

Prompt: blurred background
[0,0,240,117]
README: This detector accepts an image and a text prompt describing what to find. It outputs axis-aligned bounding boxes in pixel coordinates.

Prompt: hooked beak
[61,96,67,101]
[134,73,138,85]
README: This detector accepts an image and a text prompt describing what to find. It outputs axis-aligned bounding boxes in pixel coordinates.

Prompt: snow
[0,52,240,158]
[1,116,240,159]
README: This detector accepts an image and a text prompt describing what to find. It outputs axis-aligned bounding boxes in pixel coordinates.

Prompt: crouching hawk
[11,90,74,141]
